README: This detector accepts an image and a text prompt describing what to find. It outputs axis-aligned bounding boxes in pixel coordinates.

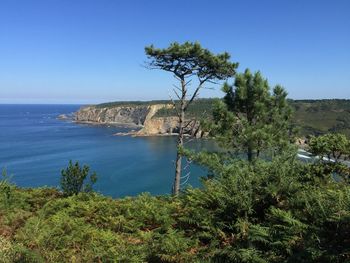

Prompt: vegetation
[207,69,294,162]
[308,133,350,183]
[95,100,173,108]
[155,98,215,119]
[1,148,350,262]
[309,133,349,163]
[145,42,238,195]
[291,99,350,137]
[60,161,97,196]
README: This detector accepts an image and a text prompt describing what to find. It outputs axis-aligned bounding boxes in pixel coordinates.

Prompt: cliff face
[136,117,204,138]
[137,116,179,134]
[75,104,171,126]
[75,104,205,137]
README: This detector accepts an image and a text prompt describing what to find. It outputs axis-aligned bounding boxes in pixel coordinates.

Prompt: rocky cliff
[74,104,205,137]
[136,117,204,138]
[75,105,149,126]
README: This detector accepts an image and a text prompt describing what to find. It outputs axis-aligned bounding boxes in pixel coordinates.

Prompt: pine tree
[211,69,293,162]
[60,160,97,196]
[308,133,350,182]
[145,42,238,195]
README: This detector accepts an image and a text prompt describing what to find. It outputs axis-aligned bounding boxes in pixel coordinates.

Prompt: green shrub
[0,169,13,208]
[60,161,97,196]
[1,161,350,262]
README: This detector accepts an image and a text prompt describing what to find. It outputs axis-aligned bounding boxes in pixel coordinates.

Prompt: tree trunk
[247,144,253,162]
[173,78,186,196]
[173,118,184,195]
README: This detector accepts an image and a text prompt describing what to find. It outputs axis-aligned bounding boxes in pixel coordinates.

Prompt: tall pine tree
[211,69,293,162]
[145,42,237,195]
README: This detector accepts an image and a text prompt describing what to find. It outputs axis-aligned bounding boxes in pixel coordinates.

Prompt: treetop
[145,41,238,81]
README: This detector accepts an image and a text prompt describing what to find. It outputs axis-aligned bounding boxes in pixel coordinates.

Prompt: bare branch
[173,74,182,82]
[168,94,181,118]
[185,79,192,87]
[183,159,193,170]
[172,84,182,93]
[172,88,181,100]
[183,119,196,129]
[202,86,215,90]
[180,172,191,179]
[206,79,220,85]
[184,85,202,111]
[180,172,191,185]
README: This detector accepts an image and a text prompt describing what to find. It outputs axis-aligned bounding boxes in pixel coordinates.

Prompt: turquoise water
[0,104,215,197]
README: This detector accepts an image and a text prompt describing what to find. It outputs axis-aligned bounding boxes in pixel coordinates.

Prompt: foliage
[96,100,172,108]
[60,161,97,196]
[145,42,238,82]
[1,153,350,262]
[291,99,350,137]
[206,69,294,161]
[309,133,349,163]
[181,144,350,262]
[0,169,13,208]
[308,133,350,182]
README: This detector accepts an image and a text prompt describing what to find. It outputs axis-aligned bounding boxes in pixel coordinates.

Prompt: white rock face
[75,105,162,126]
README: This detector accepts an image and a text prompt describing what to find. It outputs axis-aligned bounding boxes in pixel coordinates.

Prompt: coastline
[73,120,143,129]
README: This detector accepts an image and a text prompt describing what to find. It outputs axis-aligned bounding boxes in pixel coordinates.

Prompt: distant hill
[290,99,350,137]
[95,99,350,137]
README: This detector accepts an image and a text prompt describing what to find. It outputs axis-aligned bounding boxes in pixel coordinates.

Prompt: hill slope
[291,99,350,136]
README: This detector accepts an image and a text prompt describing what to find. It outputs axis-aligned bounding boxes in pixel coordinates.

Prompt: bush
[0,169,13,208]
[60,161,97,196]
[1,157,350,262]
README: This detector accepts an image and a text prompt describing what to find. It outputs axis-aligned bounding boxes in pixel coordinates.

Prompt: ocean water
[0,104,216,197]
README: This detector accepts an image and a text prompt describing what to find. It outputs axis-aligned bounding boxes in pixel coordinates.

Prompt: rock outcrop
[74,104,205,137]
[136,117,204,138]
[57,114,69,120]
[75,105,149,126]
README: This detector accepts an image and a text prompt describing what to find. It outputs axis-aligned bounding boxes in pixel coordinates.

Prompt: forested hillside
[291,99,350,136]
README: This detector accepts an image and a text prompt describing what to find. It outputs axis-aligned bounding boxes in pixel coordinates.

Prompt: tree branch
[172,88,181,100]
[184,84,202,111]
[168,94,181,118]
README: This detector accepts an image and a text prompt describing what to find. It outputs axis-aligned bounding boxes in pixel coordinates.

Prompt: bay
[0,104,215,197]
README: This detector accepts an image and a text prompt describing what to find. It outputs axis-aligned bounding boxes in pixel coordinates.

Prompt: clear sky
[0,0,349,104]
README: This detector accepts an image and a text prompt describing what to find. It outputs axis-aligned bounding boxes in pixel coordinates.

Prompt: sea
[0,104,216,198]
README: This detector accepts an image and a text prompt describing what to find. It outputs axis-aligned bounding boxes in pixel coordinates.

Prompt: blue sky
[0,0,349,104]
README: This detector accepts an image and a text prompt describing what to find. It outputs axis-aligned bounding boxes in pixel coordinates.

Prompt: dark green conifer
[211,69,294,162]
[60,160,97,196]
